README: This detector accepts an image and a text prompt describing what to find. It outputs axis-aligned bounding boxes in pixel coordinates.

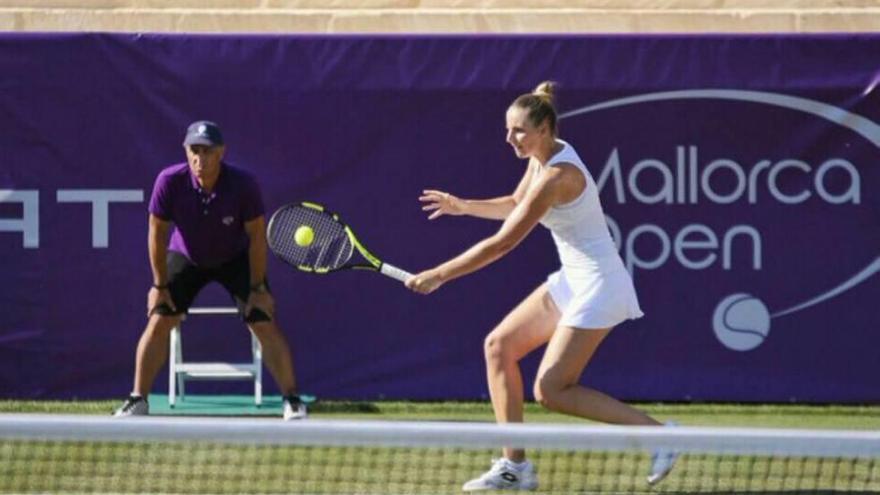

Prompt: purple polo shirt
[148,162,264,267]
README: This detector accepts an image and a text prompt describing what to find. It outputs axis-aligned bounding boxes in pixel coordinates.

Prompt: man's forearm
[249,236,268,287]
[148,224,168,286]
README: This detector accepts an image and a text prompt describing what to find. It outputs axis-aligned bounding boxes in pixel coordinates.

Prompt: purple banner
[1,34,878,402]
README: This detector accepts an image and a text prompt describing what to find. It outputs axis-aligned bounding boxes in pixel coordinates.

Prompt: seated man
[114,121,306,420]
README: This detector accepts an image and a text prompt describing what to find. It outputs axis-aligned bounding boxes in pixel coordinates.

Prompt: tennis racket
[266,201,413,283]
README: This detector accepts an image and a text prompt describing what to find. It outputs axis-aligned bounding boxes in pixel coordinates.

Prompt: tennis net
[1,414,878,494]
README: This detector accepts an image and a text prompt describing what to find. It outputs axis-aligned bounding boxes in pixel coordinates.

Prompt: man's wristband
[250,281,268,293]
[152,284,169,290]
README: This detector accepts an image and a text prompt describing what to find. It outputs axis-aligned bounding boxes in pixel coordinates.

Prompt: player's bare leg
[462,284,559,491]
[483,283,559,461]
[533,326,676,486]
[533,326,660,425]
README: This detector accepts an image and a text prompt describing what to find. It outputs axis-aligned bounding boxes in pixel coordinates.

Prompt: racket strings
[268,206,353,271]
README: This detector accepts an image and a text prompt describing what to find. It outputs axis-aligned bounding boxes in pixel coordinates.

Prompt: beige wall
[0,1,878,33]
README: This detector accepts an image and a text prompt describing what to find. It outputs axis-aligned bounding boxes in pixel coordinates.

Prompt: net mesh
[2,415,878,494]
[266,205,353,271]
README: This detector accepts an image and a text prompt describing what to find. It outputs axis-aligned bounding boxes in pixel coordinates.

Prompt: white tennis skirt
[547,266,644,330]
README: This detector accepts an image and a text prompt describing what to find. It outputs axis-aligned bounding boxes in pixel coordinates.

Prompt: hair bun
[533,81,557,102]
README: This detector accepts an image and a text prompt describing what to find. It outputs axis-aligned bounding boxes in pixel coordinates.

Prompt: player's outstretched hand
[420,190,464,220]
[405,269,445,295]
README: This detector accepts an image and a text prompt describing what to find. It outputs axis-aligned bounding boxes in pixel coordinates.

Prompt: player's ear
[538,119,550,136]
[217,145,227,159]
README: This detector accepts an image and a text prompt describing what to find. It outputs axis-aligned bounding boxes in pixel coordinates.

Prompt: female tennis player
[405,82,676,491]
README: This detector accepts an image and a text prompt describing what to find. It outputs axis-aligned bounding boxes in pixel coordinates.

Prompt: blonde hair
[511,80,558,135]
[533,81,556,102]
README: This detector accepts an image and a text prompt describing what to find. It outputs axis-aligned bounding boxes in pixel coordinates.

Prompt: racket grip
[380,263,413,283]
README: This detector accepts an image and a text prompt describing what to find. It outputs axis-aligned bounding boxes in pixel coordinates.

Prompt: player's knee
[533,375,563,411]
[483,332,511,367]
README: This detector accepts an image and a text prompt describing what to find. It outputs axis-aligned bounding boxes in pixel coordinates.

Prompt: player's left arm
[407,164,580,294]
[244,215,275,316]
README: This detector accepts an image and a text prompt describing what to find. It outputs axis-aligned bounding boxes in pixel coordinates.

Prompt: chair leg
[251,331,263,407]
[169,326,180,407]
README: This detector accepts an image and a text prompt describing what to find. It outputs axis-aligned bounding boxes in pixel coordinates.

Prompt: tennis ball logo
[294,225,315,247]
[712,293,771,351]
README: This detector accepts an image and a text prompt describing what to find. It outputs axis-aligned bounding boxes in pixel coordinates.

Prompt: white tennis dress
[533,139,643,329]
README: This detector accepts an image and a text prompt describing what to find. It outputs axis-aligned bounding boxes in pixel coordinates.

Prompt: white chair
[168,306,263,407]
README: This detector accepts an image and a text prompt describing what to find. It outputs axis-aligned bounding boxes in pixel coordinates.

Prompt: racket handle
[380,263,413,283]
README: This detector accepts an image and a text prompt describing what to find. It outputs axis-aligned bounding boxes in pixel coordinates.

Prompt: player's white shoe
[112,395,149,417]
[462,458,538,491]
[283,395,308,420]
[647,421,680,486]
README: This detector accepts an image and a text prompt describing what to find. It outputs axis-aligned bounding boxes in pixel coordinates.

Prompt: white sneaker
[462,458,538,491]
[647,421,680,486]
[113,395,149,417]
[282,395,308,420]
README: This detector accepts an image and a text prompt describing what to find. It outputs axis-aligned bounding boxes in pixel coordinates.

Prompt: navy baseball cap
[183,120,224,147]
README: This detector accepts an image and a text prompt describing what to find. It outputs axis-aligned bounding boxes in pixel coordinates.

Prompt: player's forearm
[462,196,517,220]
[436,234,516,282]
[435,191,545,283]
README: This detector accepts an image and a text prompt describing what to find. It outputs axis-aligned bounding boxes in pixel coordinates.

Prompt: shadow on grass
[309,400,381,413]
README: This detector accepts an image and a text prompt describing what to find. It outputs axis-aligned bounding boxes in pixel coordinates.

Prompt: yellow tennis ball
[294,225,315,247]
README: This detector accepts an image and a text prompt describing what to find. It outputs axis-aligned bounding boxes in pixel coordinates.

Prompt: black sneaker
[282,395,308,420]
[113,395,149,417]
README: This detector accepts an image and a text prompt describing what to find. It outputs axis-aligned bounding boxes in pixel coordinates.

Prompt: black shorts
[152,251,271,323]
